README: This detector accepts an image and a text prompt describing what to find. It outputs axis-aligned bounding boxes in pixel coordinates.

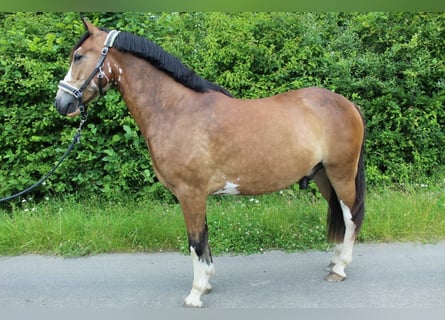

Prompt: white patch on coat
[184,247,215,308]
[112,64,124,83]
[212,182,240,195]
[118,67,123,82]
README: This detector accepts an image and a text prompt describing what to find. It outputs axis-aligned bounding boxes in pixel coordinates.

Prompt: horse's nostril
[55,96,74,116]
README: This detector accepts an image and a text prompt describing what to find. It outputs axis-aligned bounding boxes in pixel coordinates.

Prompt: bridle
[0,30,122,203]
[57,30,120,119]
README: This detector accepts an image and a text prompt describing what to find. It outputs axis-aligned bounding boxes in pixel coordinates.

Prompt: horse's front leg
[179,193,215,308]
[186,227,215,307]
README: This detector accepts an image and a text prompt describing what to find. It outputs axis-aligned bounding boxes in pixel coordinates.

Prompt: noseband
[58,30,120,116]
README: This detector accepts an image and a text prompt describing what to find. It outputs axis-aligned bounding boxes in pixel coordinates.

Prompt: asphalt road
[0,242,444,309]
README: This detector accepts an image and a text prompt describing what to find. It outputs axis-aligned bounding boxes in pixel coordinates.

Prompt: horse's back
[206,87,363,195]
[247,87,364,148]
[273,87,364,150]
[274,87,358,117]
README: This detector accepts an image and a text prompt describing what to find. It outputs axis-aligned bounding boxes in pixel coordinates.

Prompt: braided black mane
[112,31,232,97]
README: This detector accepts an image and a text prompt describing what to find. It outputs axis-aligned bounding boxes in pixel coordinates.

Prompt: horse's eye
[73,54,82,63]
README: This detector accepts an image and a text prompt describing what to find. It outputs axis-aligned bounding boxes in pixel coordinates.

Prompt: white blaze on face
[64,65,74,82]
[212,182,240,195]
[64,46,82,82]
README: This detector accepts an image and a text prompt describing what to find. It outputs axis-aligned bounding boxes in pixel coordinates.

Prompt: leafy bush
[0,12,444,203]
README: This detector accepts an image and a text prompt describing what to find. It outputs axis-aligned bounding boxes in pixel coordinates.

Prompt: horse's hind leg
[326,200,356,281]
[178,192,215,308]
[326,171,358,282]
[313,167,357,281]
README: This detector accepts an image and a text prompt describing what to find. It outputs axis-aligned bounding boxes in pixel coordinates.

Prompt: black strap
[1,30,120,203]
[0,117,87,203]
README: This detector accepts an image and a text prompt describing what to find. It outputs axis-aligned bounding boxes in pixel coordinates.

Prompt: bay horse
[55,19,365,307]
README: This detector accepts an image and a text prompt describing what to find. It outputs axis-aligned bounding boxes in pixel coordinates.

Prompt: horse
[55,18,365,307]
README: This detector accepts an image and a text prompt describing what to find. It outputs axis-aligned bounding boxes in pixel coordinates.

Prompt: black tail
[327,185,344,243]
[352,107,366,233]
[327,110,366,242]
[351,141,366,233]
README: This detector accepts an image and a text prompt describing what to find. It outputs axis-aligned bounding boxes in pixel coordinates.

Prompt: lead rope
[1,30,120,203]
[0,109,88,203]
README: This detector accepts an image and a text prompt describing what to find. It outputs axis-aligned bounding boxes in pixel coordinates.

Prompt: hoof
[184,297,204,308]
[184,287,207,308]
[325,272,346,282]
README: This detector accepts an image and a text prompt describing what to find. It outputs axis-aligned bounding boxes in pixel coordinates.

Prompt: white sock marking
[184,247,215,307]
[331,200,356,278]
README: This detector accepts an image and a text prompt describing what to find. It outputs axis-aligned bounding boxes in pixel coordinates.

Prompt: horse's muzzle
[55,91,80,117]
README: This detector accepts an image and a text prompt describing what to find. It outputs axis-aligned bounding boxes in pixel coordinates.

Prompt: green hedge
[0,12,444,202]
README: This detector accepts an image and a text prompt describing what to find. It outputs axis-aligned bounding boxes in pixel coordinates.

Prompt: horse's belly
[211,176,298,196]
[210,156,315,196]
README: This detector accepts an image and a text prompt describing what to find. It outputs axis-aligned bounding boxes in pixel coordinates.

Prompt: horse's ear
[81,16,98,34]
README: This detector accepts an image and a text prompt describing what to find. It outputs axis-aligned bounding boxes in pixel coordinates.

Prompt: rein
[0,30,120,203]
[0,110,87,203]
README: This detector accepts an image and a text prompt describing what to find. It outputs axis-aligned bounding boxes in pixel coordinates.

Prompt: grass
[359,185,445,243]
[0,183,444,256]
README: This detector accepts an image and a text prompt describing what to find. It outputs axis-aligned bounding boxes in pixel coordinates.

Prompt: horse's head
[55,18,119,117]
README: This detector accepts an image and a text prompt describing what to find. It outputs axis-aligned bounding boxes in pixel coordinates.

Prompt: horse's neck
[115,56,203,143]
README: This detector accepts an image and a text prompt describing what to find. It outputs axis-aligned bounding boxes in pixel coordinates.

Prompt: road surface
[0,242,444,308]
